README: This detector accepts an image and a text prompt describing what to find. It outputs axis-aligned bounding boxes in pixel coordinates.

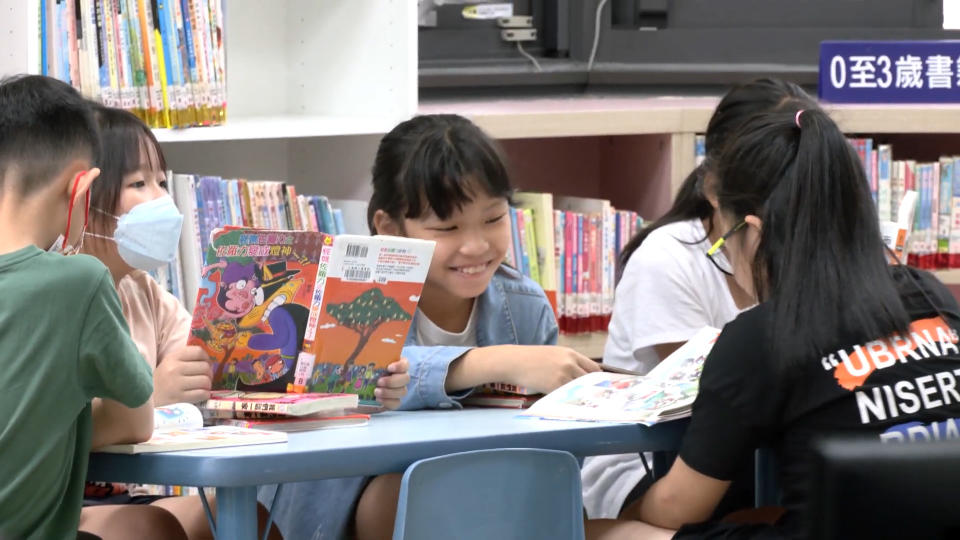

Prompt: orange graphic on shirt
[834,317,956,391]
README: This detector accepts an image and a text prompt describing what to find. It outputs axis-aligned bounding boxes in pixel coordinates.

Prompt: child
[0,75,176,539]
[582,78,816,520]
[76,106,291,540]
[355,113,601,539]
[260,114,599,540]
[585,85,960,539]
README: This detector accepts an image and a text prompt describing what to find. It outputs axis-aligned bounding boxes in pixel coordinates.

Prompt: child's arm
[78,270,155,443]
[91,396,155,448]
[445,345,599,394]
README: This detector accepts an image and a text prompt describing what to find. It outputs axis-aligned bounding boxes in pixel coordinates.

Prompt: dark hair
[617,78,814,275]
[0,75,100,195]
[367,114,512,233]
[717,105,910,369]
[89,106,166,232]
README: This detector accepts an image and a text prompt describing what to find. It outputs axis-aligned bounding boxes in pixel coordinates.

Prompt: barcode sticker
[343,266,372,282]
[345,244,369,258]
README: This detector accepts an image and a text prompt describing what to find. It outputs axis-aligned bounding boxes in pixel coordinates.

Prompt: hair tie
[795,110,804,128]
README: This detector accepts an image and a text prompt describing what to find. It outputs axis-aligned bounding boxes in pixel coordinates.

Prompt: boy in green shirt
[0,75,159,539]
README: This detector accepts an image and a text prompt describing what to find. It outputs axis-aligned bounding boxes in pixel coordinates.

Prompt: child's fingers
[377,373,411,389]
[179,360,214,377]
[179,388,211,404]
[387,357,409,373]
[375,386,406,403]
[183,374,213,389]
[573,352,601,372]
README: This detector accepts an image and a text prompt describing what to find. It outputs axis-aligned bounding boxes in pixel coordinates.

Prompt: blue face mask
[87,195,184,270]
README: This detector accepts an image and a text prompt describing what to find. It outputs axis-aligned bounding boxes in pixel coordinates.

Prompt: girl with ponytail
[587,91,960,540]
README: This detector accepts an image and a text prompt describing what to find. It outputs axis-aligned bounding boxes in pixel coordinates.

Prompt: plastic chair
[392,448,586,540]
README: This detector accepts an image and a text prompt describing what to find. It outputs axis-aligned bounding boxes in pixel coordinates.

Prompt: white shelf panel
[153,114,399,143]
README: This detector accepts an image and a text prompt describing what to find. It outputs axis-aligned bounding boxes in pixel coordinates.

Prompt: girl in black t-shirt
[586,86,960,540]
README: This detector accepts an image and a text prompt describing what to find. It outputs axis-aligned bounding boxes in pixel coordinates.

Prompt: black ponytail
[617,78,814,279]
[716,106,911,370]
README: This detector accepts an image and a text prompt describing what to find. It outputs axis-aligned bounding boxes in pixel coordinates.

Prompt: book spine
[150,0,172,127]
[554,210,565,322]
[294,240,333,390]
[939,158,954,268]
[522,208,540,284]
[877,145,892,222]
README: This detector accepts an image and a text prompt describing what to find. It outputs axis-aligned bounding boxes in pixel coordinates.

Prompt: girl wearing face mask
[78,107,282,540]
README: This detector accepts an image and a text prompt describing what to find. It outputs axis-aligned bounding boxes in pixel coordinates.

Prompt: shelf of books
[3,0,417,140]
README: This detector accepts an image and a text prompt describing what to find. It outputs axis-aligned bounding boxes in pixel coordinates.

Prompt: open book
[521,327,721,424]
[95,403,287,454]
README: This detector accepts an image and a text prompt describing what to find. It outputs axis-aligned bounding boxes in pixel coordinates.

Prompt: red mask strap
[63,172,84,247]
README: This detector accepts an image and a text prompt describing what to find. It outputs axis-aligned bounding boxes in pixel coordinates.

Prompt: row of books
[152,173,356,310]
[508,192,644,336]
[40,0,225,128]
[849,139,960,269]
[695,135,960,270]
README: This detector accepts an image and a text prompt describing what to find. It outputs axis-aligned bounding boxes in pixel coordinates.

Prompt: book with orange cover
[294,234,435,404]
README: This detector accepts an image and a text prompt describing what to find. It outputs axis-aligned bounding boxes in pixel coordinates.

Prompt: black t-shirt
[679,266,960,539]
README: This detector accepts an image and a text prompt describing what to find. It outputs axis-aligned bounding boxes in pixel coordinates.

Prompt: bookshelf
[7,4,960,355]
[1,0,417,142]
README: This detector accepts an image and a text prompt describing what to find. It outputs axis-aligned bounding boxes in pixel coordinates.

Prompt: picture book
[201,390,358,417]
[95,403,287,454]
[187,227,331,393]
[295,234,435,404]
[521,327,721,424]
[215,413,370,432]
[188,229,434,402]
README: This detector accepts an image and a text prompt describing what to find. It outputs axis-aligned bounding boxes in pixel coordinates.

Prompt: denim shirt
[399,265,559,410]
[258,266,557,540]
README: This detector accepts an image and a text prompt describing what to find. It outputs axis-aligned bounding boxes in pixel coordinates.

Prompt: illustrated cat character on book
[189,229,325,393]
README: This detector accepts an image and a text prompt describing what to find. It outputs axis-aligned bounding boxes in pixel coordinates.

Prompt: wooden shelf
[557,332,608,360]
[934,269,960,285]
[419,96,960,139]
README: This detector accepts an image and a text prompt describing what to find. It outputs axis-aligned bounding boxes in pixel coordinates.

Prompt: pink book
[203,390,358,417]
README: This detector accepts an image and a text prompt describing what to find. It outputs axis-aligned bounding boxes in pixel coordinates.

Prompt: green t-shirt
[0,246,153,539]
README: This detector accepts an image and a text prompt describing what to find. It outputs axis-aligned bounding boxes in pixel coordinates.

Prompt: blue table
[88,409,688,540]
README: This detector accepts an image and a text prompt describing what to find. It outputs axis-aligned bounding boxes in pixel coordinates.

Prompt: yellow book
[513,192,558,311]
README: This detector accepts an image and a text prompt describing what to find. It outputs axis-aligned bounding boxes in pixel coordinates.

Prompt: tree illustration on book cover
[187,228,328,393]
[306,278,423,402]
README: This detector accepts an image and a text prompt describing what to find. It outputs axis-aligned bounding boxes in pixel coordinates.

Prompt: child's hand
[509,346,600,394]
[154,345,213,406]
[375,358,410,410]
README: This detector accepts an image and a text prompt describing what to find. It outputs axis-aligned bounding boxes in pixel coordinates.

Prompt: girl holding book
[582,78,816,520]
[262,113,600,540]
[585,84,960,539]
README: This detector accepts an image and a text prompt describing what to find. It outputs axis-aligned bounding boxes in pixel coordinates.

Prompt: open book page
[521,326,720,424]
[96,403,287,454]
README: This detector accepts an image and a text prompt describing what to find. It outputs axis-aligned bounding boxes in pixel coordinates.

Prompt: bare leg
[584,519,676,540]
[151,494,283,540]
[79,505,187,540]
[354,473,403,540]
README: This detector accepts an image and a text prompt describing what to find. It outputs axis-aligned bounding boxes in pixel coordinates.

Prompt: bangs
[399,127,512,220]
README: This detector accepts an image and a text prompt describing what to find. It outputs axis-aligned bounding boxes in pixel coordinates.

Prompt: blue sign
[819,41,960,103]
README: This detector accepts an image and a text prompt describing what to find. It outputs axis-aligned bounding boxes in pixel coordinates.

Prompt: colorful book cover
[188,228,331,393]
[300,235,435,403]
